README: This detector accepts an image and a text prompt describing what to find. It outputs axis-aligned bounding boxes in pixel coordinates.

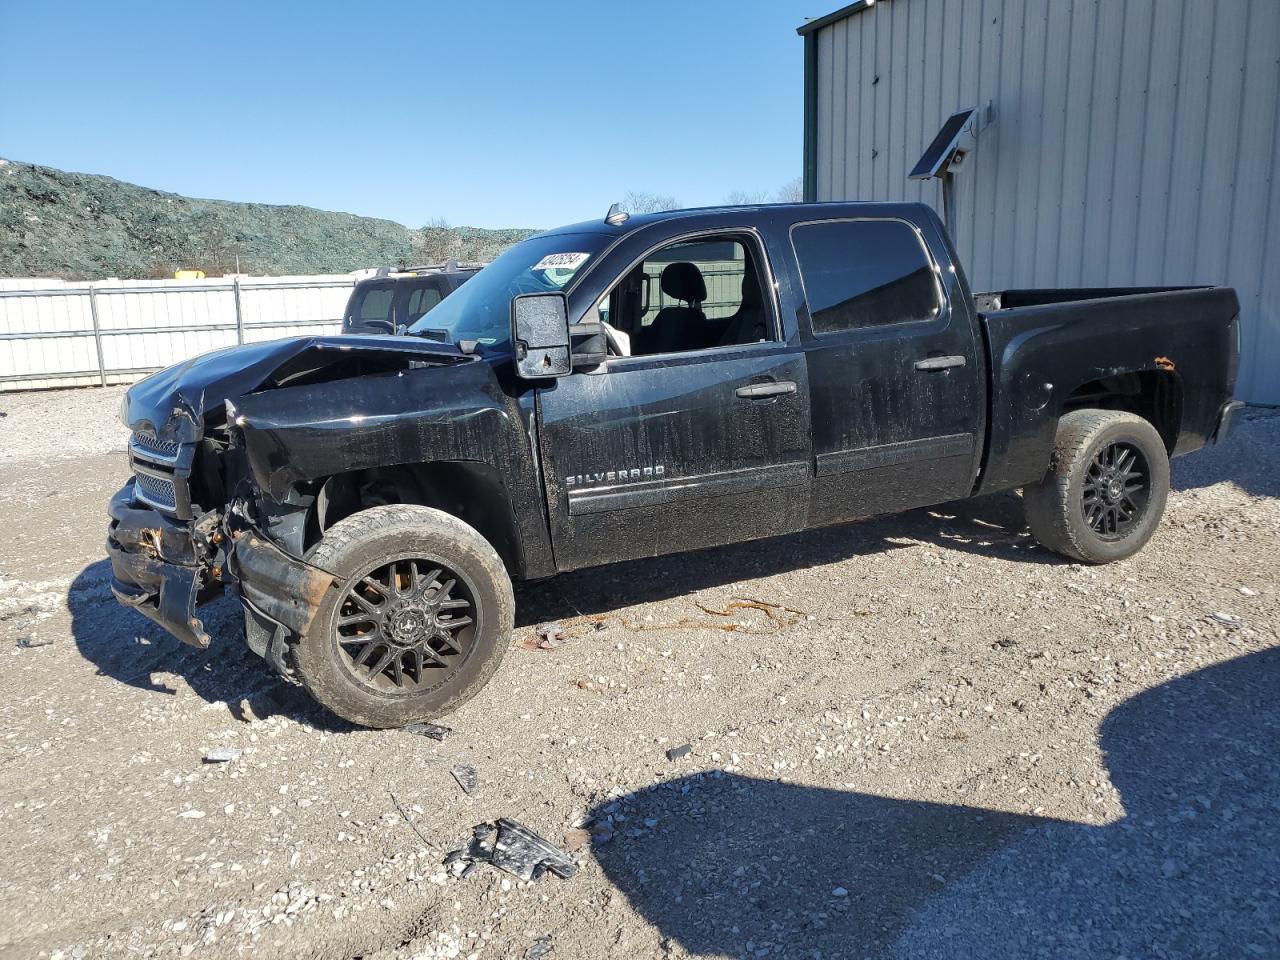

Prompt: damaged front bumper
[106,481,334,657]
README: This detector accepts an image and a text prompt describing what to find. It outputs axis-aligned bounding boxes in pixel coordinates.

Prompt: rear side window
[791,219,941,334]
[404,281,446,323]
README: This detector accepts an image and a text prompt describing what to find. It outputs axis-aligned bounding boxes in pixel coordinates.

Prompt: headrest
[660,262,707,303]
[740,270,762,308]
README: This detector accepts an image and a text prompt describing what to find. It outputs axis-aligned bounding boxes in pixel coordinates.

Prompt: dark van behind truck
[108,201,1242,727]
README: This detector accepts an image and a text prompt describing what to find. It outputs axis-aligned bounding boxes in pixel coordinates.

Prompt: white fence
[0,274,357,391]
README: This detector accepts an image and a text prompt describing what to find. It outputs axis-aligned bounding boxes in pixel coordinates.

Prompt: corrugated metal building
[799,0,1280,404]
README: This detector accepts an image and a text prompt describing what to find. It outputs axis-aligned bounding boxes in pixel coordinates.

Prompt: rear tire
[292,505,514,728]
[1024,409,1169,564]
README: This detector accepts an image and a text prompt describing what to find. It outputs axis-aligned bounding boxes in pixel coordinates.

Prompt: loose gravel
[0,387,1276,960]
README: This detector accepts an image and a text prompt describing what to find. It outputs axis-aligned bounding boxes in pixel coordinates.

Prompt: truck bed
[974,285,1240,496]
[974,286,1210,313]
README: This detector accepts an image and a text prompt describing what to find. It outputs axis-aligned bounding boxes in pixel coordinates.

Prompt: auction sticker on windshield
[533,252,590,271]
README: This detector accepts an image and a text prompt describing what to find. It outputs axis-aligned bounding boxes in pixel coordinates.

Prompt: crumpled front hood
[122,334,470,442]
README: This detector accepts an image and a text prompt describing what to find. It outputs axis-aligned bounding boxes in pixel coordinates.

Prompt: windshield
[406,232,608,351]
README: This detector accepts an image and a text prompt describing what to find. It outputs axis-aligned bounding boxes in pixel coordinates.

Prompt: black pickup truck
[109,202,1243,727]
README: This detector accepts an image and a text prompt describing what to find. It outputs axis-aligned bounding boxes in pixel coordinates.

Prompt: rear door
[790,214,984,526]
[536,225,812,571]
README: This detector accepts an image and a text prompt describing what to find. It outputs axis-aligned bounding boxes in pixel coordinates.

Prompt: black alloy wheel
[334,556,477,694]
[1081,441,1150,541]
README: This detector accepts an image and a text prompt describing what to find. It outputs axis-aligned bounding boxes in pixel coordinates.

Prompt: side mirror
[511,293,571,379]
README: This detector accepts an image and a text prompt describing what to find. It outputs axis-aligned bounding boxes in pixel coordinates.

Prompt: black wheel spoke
[367,647,395,678]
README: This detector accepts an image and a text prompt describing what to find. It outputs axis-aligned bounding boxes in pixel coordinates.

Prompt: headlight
[118,393,131,429]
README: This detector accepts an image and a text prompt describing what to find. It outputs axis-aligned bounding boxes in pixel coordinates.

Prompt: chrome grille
[134,472,178,511]
[131,432,180,462]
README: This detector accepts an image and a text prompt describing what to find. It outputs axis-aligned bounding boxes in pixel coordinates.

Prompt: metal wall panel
[808,0,1280,404]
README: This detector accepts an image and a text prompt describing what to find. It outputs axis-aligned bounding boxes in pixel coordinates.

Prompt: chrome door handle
[914,355,966,371]
[736,380,797,399]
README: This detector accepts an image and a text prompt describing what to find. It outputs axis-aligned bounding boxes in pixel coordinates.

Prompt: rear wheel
[1024,409,1170,564]
[292,505,513,728]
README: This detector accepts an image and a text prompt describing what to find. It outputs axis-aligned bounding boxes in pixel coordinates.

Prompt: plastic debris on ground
[451,764,478,795]
[1207,611,1242,629]
[665,744,692,762]
[524,936,553,959]
[202,747,243,764]
[444,818,578,882]
[402,721,453,741]
[519,621,569,651]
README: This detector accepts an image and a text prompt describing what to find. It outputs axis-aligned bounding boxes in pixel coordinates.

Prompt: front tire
[1024,409,1170,564]
[292,505,514,728]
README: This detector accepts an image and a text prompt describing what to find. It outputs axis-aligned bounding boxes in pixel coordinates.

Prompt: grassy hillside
[0,158,536,279]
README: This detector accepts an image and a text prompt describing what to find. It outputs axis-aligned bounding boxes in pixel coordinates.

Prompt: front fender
[230,361,555,579]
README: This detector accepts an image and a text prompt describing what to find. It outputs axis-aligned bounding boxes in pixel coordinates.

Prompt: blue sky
[0,0,822,229]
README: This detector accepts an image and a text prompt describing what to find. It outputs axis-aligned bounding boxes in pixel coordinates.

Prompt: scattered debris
[520,615,619,650]
[524,936,553,959]
[833,886,849,898]
[562,827,591,851]
[403,721,453,742]
[178,810,206,819]
[693,597,806,632]
[445,819,578,882]
[389,790,437,849]
[1238,586,1257,596]
[451,765,478,795]
[15,636,54,648]
[202,747,243,764]
[535,622,566,649]
[1207,612,1242,629]
[665,744,692,762]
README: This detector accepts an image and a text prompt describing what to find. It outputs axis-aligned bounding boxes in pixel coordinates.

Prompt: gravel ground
[0,386,1276,960]
[0,385,129,463]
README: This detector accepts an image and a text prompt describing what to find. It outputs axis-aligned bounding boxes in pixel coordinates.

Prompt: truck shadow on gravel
[68,560,352,730]
[516,491,1056,627]
[589,647,1280,960]
[70,494,1047,717]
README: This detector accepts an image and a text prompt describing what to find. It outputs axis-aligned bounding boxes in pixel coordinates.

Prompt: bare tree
[414,216,461,264]
[622,191,680,214]
[723,189,769,205]
[774,176,805,203]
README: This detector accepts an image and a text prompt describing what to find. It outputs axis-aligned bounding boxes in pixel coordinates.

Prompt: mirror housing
[569,320,608,370]
[511,293,571,379]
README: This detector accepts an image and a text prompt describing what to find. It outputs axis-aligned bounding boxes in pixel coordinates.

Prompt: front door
[789,215,985,527]
[536,230,811,571]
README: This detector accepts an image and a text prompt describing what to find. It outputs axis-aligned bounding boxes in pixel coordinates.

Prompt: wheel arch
[1058,368,1183,454]
[308,460,525,577]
